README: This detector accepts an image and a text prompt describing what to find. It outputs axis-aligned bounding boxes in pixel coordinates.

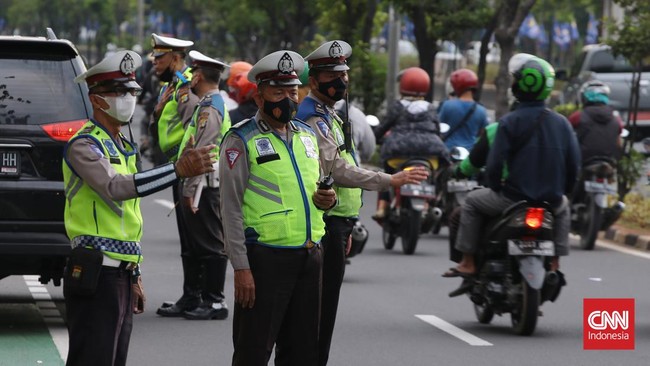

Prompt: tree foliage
[393,0,491,101]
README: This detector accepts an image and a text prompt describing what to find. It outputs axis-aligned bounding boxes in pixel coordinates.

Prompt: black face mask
[318,77,348,101]
[159,67,174,83]
[263,97,297,124]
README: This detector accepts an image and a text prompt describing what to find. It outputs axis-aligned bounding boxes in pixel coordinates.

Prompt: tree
[606,0,650,197]
[488,0,536,119]
[394,0,491,102]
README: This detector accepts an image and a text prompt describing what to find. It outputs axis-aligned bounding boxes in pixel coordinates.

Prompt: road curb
[602,226,650,251]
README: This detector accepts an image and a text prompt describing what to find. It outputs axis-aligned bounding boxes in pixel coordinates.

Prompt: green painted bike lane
[0,303,63,366]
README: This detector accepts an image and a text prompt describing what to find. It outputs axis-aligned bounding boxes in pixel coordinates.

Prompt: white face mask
[98,94,137,123]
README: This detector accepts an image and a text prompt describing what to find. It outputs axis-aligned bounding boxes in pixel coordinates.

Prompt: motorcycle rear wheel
[401,208,421,255]
[382,222,397,250]
[511,280,540,336]
[579,195,603,250]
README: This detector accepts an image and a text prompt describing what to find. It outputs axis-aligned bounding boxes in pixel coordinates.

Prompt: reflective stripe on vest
[235,119,325,247]
[63,121,143,263]
[158,68,193,161]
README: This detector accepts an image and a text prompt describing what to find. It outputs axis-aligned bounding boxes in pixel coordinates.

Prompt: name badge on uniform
[255,137,280,164]
[300,136,318,159]
[334,128,345,147]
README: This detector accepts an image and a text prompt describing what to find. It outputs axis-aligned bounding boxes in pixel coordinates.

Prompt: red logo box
[583,298,635,350]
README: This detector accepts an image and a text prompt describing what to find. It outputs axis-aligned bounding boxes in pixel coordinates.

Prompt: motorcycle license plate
[447,179,478,193]
[400,183,436,199]
[507,240,555,256]
[584,181,616,194]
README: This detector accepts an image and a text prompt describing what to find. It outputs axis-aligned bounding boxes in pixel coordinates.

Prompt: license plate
[0,151,20,177]
[584,180,616,194]
[447,179,478,193]
[401,183,436,198]
[507,240,555,256]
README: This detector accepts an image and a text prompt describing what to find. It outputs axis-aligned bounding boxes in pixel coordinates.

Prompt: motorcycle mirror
[450,146,470,161]
[439,123,450,134]
[365,114,380,127]
[620,128,629,138]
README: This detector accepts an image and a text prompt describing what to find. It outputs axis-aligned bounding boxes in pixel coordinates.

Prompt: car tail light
[41,120,87,142]
[525,208,545,230]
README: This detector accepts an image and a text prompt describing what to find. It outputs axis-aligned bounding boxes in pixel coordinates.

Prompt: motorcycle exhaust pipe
[431,207,443,219]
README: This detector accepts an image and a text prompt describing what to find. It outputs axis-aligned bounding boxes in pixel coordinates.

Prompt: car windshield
[0,57,88,125]
[590,50,650,73]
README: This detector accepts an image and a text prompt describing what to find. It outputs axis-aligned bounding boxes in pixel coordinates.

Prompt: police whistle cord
[343,94,352,153]
[127,117,143,172]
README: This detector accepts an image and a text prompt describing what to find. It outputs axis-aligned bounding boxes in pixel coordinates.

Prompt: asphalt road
[2,187,650,366]
[1,103,649,366]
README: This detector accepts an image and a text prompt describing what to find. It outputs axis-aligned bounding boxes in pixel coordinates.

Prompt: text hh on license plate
[507,240,555,256]
[0,151,20,177]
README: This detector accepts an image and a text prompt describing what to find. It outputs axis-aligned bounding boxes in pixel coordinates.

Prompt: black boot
[157,256,202,317]
[183,256,228,320]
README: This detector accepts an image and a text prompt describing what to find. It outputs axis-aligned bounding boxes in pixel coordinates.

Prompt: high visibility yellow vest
[62,121,143,263]
[296,97,362,218]
[178,92,231,158]
[158,67,193,161]
[229,119,325,247]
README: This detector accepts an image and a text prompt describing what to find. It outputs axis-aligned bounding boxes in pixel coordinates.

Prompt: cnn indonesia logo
[583,298,635,350]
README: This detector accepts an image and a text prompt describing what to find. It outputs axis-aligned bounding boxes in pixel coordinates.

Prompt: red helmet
[399,67,430,97]
[232,71,257,104]
[227,61,253,88]
[449,69,478,96]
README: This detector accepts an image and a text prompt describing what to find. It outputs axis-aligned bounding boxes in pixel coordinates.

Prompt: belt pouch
[64,247,104,297]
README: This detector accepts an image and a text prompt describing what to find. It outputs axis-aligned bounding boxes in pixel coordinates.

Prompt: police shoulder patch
[178,87,189,103]
[88,143,104,158]
[225,148,242,169]
[316,121,330,137]
[198,111,210,128]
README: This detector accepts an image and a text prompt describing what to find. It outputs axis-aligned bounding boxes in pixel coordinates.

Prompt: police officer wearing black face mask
[296,40,428,366]
[219,50,336,365]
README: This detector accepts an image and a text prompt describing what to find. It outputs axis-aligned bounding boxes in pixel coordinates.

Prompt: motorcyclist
[228,71,258,124]
[442,56,580,285]
[568,80,622,164]
[438,68,489,150]
[372,67,449,219]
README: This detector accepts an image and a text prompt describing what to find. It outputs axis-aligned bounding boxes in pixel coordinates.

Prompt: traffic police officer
[296,40,429,366]
[148,33,204,317]
[177,50,231,320]
[219,50,336,366]
[63,50,215,366]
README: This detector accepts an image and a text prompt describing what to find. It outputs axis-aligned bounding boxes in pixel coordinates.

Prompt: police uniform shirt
[66,136,138,200]
[303,92,390,190]
[182,88,224,198]
[219,112,319,270]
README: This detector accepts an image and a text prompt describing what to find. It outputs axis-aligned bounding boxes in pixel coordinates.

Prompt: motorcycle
[570,156,624,250]
[460,201,564,336]
[382,157,442,255]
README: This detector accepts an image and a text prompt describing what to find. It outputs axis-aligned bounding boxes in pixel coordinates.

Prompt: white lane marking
[415,314,493,346]
[154,198,175,210]
[23,275,68,362]
[589,277,603,282]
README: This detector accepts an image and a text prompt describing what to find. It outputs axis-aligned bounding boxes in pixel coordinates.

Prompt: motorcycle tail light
[525,208,545,230]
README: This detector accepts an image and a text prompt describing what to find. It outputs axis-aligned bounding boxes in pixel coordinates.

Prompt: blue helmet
[580,80,610,105]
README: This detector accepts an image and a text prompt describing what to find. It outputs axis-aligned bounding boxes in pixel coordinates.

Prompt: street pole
[386,4,400,107]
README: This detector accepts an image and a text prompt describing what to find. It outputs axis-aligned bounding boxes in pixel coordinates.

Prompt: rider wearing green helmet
[443,56,580,294]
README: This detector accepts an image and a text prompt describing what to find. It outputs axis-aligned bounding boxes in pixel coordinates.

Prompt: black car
[0,29,91,285]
